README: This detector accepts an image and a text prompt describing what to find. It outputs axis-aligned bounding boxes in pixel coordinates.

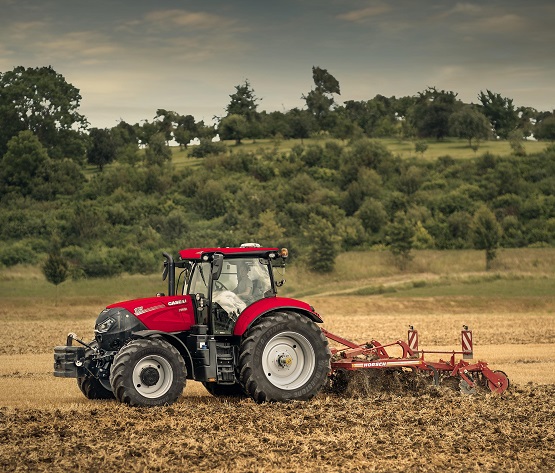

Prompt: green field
[82,137,552,177]
[2,248,554,303]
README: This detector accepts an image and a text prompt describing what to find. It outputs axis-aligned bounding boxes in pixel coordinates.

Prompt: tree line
[1,65,555,276]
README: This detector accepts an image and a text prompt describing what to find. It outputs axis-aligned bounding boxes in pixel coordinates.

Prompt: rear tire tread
[239,311,330,403]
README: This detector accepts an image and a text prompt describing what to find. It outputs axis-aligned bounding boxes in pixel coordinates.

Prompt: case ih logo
[167,299,187,306]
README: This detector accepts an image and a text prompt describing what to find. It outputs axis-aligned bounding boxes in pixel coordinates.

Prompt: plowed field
[1,294,554,472]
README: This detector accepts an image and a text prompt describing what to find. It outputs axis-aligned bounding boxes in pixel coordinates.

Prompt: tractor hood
[105,295,196,332]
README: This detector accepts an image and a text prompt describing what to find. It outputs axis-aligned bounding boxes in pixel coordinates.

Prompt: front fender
[131,330,195,380]
[233,297,323,336]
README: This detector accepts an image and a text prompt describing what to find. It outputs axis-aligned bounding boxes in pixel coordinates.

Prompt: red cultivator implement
[323,325,510,395]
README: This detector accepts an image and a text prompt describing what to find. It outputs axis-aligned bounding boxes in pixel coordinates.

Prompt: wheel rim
[132,355,174,398]
[261,331,315,390]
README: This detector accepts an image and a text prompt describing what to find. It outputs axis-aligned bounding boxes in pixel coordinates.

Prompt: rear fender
[130,330,195,380]
[233,297,323,336]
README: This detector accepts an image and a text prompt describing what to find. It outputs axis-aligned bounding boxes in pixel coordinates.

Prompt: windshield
[186,257,273,304]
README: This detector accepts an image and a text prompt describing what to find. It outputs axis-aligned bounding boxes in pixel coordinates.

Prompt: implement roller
[323,325,510,395]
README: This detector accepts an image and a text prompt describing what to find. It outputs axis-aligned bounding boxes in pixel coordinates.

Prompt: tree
[218,114,249,145]
[470,206,502,270]
[331,113,362,141]
[154,109,181,143]
[286,108,315,142]
[0,66,88,158]
[173,114,197,149]
[508,130,526,157]
[225,79,260,122]
[414,141,428,156]
[111,120,140,166]
[408,87,460,140]
[144,132,172,166]
[385,212,415,270]
[534,114,555,142]
[478,90,518,139]
[303,66,341,130]
[449,105,491,147]
[42,249,69,305]
[342,95,398,137]
[303,214,341,272]
[42,251,69,286]
[87,128,116,171]
[0,130,48,197]
[134,120,159,147]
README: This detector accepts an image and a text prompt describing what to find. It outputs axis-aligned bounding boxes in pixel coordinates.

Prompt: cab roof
[178,247,280,261]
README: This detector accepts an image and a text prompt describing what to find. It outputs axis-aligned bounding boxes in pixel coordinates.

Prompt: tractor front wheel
[77,341,114,400]
[109,338,186,406]
[239,312,330,403]
[78,375,114,400]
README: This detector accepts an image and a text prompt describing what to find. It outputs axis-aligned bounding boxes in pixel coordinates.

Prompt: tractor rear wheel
[238,312,330,403]
[109,338,186,407]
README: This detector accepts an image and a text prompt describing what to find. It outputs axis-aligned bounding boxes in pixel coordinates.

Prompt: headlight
[95,317,116,333]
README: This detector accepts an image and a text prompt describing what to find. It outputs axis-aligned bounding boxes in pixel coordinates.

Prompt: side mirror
[212,253,224,280]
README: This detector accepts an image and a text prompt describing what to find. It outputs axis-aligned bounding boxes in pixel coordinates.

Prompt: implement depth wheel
[487,370,510,394]
[110,338,186,407]
[239,312,331,403]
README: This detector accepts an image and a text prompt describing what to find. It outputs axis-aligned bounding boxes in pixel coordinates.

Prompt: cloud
[337,4,391,23]
[112,8,248,62]
[5,20,49,39]
[141,9,237,31]
[38,31,120,62]
[471,13,528,34]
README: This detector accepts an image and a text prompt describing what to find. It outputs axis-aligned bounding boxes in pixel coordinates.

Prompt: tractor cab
[169,245,289,335]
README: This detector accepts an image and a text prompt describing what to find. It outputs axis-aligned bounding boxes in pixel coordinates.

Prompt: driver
[233,263,253,303]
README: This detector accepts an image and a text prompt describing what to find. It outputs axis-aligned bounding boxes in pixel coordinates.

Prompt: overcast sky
[1,0,554,129]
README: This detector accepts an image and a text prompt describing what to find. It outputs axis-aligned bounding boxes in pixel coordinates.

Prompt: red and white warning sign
[461,326,473,359]
[408,327,419,352]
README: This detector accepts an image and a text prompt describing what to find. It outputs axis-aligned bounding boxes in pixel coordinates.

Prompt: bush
[0,240,36,266]
[190,140,227,158]
[81,248,124,278]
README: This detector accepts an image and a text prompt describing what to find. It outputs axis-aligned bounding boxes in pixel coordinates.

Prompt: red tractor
[55,244,509,406]
[55,244,331,406]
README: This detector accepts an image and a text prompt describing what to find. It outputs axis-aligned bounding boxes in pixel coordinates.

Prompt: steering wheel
[214,281,228,291]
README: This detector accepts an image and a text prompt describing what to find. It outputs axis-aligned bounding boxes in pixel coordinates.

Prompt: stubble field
[1,254,554,472]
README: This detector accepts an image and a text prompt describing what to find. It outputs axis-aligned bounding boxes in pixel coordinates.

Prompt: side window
[248,259,272,301]
[187,262,210,296]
